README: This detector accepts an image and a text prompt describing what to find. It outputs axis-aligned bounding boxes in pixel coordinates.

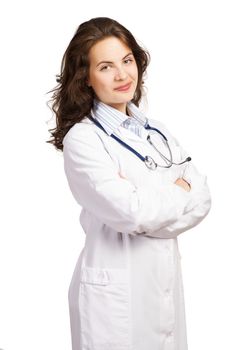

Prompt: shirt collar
[90,98,148,135]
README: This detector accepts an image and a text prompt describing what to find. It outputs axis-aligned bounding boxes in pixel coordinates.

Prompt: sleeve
[62,128,201,238]
[144,129,212,238]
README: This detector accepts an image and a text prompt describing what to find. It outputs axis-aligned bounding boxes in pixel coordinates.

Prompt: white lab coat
[63,115,211,350]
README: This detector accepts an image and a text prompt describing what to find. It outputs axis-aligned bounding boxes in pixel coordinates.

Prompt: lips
[114,82,132,91]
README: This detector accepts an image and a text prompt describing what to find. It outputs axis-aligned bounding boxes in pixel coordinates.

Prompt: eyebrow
[96,52,133,67]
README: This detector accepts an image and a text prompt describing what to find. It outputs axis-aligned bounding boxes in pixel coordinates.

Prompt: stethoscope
[88,115,191,170]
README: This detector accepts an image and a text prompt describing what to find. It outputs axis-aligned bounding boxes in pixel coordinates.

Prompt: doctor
[47,17,211,350]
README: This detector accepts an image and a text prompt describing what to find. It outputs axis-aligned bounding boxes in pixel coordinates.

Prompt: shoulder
[147,117,176,143]
[62,116,111,157]
[63,117,93,142]
[63,116,104,147]
[147,118,168,130]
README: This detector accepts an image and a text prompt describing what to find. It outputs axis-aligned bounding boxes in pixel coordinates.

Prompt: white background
[0,1,233,349]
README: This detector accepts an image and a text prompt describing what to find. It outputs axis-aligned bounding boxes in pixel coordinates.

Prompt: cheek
[133,65,138,78]
[100,79,115,94]
[91,76,113,98]
[93,74,111,89]
[129,64,138,80]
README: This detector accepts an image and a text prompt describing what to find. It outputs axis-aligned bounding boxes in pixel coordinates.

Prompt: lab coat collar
[90,98,147,136]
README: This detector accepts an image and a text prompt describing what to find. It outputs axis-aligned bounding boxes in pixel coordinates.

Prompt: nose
[114,65,128,80]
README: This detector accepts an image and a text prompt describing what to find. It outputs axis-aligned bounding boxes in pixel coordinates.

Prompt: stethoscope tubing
[88,115,191,170]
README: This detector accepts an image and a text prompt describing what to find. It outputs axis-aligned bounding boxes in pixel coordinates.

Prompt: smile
[114,82,132,91]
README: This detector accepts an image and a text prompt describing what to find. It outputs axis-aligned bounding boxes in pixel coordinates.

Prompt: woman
[47,17,211,350]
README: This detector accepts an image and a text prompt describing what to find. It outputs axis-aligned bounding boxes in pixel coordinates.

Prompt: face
[87,36,138,114]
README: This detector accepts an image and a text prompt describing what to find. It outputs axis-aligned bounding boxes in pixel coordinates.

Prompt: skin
[87,36,138,114]
[87,36,191,192]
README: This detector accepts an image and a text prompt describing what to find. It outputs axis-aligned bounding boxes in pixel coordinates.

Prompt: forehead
[88,36,132,63]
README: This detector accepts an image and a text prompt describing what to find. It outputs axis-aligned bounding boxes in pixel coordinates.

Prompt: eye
[124,58,133,64]
[100,58,134,71]
[100,65,110,71]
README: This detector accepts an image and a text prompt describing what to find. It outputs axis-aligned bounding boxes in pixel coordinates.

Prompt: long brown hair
[46,17,150,151]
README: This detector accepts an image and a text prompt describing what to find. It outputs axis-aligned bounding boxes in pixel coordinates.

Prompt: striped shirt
[90,98,148,138]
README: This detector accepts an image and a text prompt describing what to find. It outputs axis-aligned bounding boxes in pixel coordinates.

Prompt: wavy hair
[46,17,151,151]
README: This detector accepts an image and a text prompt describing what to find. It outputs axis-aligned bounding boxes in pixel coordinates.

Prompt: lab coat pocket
[79,266,131,350]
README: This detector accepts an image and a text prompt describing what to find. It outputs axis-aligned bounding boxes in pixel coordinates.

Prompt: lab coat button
[125,118,131,126]
[166,331,173,338]
[165,288,171,296]
[98,270,109,284]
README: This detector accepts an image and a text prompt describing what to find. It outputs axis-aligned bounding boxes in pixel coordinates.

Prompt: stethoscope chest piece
[145,155,157,170]
[88,114,191,171]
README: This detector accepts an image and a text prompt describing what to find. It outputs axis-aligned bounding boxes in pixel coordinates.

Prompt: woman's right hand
[174,178,191,192]
[119,172,191,192]
[118,172,126,179]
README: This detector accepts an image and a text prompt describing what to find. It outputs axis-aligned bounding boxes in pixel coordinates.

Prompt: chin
[114,93,135,102]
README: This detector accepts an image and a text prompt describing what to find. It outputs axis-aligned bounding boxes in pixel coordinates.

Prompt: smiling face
[87,36,138,114]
